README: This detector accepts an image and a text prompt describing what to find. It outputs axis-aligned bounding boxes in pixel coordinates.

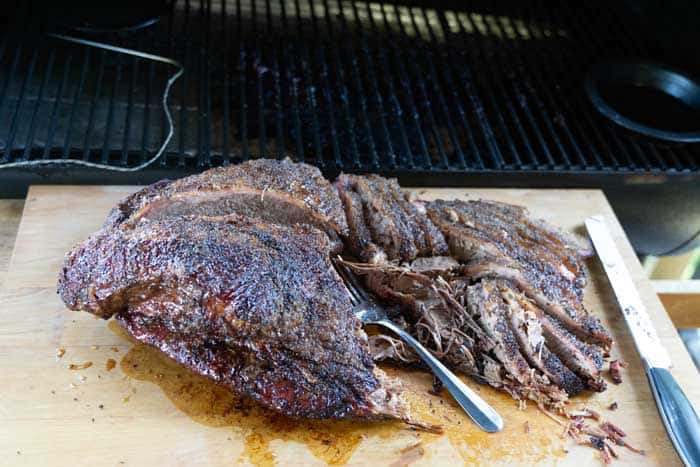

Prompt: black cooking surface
[2,0,698,178]
[1,0,700,255]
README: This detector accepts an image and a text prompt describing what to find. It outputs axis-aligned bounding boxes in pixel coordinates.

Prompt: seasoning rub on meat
[58,213,433,429]
[58,158,616,436]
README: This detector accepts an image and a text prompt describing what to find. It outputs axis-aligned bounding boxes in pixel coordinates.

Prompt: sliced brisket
[467,281,567,403]
[342,260,570,406]
[339,260,485,378]
[336,175,386,264]
[500,285,586,396]
[426,199,612,352]
[336,174,447,262]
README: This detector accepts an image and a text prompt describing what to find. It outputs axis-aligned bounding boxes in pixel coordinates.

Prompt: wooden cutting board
[1,186,698,466]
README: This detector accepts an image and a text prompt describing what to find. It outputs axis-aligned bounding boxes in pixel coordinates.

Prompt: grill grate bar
[309,1,342,168]
[397,5,452,170]
[493,14,576,168]
[237,0,249,161]
[451,12,514,169]
[4,41,40,158]
[318,43,342,167]
[61,47,89,159]
[678,146,698,171]
[555,2,638,170]
[22,45,55,161]
[281,4,304,163]
[378,4,433,169]
[253,0,267,157]
[0,44,24,160]
[293,0,319,166]
[141,58,155,164]
[81,49,107,162]
[337,0,380,169]
[479,12,558,169]
[418,7,469,170]
[270,0,286,159]
[200,0,213,168]
[353,1,397,170]
[23,46,55,161]
[221,0,231,161]
[100,53,123,164]
[120,52,138,166]
[42,49,72,160]
[517,3,599,169]
[324,0,361,169]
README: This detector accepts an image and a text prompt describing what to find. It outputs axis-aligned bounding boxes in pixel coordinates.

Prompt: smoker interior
[1,0,699,255]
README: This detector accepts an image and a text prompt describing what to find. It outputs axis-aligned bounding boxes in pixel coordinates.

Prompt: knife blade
[585,215,671,369]
[585,215,700,467]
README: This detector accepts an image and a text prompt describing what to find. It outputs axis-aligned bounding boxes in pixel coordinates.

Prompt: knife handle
[647,366,700,467]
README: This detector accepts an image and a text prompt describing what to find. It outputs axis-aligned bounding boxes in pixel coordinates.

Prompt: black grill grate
[1,0,699,192]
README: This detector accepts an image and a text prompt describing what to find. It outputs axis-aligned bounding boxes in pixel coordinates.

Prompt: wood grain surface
[1,185,698,467]
[0,199,24,287]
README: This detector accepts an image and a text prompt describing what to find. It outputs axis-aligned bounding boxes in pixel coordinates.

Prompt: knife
[585,215,700,467]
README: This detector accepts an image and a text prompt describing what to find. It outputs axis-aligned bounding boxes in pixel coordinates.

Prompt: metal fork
[333,259,504,433]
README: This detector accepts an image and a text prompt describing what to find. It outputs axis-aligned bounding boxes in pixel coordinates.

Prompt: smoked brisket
[58,214,419,424]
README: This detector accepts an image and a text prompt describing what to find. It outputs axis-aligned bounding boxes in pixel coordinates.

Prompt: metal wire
[0,33,183,172]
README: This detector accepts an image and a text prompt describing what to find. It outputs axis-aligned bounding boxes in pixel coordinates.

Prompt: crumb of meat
[106,358,116,371]
[590,436,605,450]
[67,361,93,370]
[610,360,628,384]
[428,377,443,396]
[538,404,645,463]
[609,402,619,411]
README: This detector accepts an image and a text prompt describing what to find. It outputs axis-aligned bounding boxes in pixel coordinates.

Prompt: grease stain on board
[110,320,565,466]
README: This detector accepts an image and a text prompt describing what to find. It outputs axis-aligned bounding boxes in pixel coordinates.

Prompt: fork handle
[377,319,504,433]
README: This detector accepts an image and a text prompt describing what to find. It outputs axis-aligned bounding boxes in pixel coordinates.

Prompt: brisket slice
[499,286,586,396]
[104,158,349,240]
[426,199,612,352]
[461,258,612,353]
[466,281,567,403]
[346,174,419,261]
[336,175,386,264]
[336,174,447,262]
[58,214,425,424]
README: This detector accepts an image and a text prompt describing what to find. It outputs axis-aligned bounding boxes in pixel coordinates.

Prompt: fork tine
[334,257,371,301]
[332,259,360,305]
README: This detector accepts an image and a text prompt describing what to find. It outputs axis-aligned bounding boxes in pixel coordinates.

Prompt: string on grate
[0,33,183,172]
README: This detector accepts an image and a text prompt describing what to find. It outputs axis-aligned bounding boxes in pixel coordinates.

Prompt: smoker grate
[0,0,699,195]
